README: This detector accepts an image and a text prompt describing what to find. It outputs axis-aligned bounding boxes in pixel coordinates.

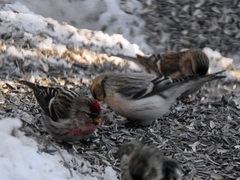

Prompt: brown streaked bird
[19,80,102,142]
[117,141,182,180]
[117,49,209,78]
[91,71,225,126]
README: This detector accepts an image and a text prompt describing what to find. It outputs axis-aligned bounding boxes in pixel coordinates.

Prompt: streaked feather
[118,141,182,180]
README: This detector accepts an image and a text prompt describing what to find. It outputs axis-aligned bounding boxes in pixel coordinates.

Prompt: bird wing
[112,73,155,100]
[141,70,226,99]
[160,51,184,77]
[19,80,59,116]
[49,89,79,121]
[19,80,80,121]
[117,71,225,100]
[114,73,180,100]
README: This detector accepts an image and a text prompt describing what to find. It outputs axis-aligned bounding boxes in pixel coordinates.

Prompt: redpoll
[118,49,209,78]
[117,141,182,180]
[91,71,225,126]
[19,80,102,142]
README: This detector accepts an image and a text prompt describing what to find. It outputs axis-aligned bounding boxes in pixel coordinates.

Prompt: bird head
[189,49,209,75]
[72,97,102,125]
[117,141,143,158]
[91,74,107,101]
[162,159,183,180]
[86,100,102,124]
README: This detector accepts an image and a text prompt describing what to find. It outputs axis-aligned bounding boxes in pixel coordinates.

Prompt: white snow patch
[203,47,239,81]
[127,61,142,72]
[0,2,144,58]
[48,58,71,68]
[13,0,151,53]
[36,37,54,51]
[7,46,24,59]
[203,47,233,72]
[0,117,116,180]
[103,166,118,180]
[0,117,22,134]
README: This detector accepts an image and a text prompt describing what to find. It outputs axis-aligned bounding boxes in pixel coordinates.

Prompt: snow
[1,1,238,78]
[0,117,115,180]
[103,166,118,180]
[203,47,233,72]
[0,1,238,179]
[203,47,238,80]
[7,46,24,59]
[0,118,73,180]
[0,2,144,58]
[0,117,22,134]
[13,0,150,53]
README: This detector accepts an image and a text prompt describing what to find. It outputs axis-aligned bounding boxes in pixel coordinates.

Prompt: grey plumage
[91,71,225,125]
[117,141,182,180]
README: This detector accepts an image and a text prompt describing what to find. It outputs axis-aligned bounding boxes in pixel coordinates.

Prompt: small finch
[117,141,182,180]
[19,80,102,142]
[91,71,225,126]
[117,49,209,78]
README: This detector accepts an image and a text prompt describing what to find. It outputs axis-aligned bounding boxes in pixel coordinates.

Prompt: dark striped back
[19,80,79,121]
[49,89,79,121]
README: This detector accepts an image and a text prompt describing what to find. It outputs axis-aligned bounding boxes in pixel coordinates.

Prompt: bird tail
[18,80,54,115]
[114,54,139,63]
[115,54,161,75]
[18,80,40,90]
[172,70,226,98]
[174,70,225,83]
[136,54,161,75]
[18,80,46,98]
[149,70,225,101]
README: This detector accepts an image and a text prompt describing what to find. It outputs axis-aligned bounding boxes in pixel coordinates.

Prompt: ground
[0,1,240,180]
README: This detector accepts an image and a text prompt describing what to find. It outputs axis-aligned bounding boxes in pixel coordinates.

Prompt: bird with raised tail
[117,141,182,180]
[19,80,102,142]
[91,71,225,126]
[117,49,209,78]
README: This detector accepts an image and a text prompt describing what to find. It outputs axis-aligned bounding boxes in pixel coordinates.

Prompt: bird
[19,80,102,142]
[117,141,182,180]
[90,71,225,126]
[116,49,209,78]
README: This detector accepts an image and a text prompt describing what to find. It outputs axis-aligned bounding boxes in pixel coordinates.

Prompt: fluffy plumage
[19,80,102,141]
[117,49,209,78]
[117,141,182,180]
[91,71,225,125]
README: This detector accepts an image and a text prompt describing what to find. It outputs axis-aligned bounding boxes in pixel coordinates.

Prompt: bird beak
[94,117,102,124]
